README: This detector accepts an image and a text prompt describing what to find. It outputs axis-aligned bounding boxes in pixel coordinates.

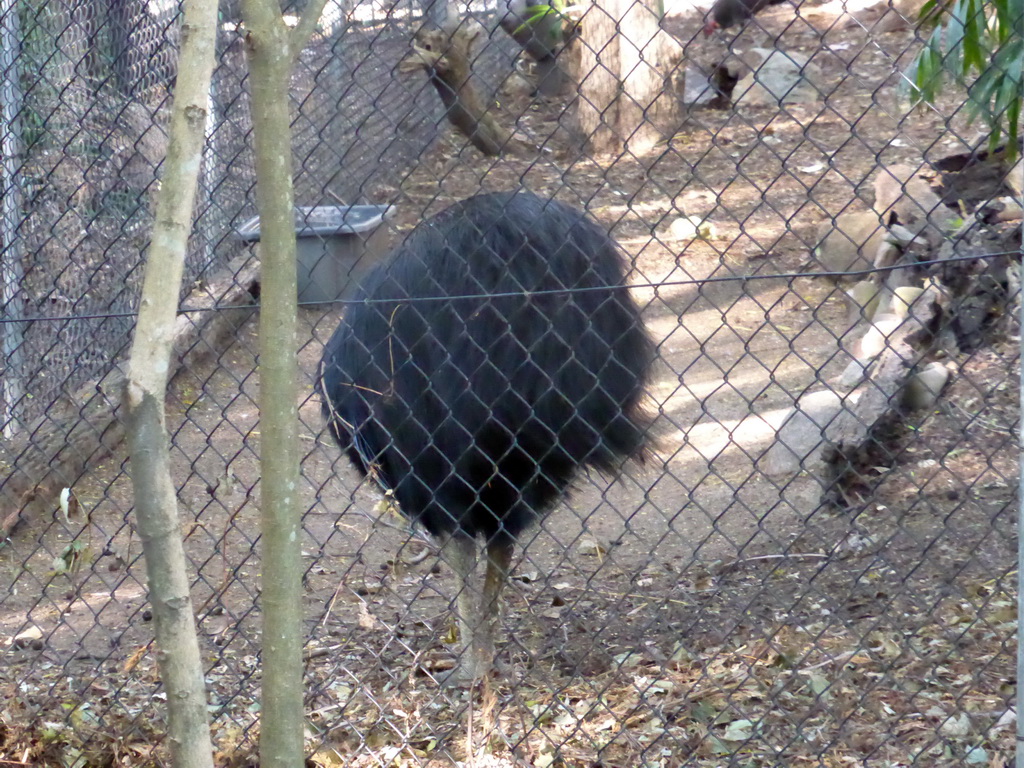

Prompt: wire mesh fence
[1,0,1021,765]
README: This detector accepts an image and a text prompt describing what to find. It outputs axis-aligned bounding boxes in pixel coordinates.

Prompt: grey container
[236,204,393,305]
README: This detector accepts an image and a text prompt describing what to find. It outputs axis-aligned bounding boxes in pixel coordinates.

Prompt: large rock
[813,211,888,277]
[903,362,950,410]
[873,163,959,244]
[843,278,885,325]
[733,48,823,107]
[844,0,926,33]
[1009,159,1023,198]
[758,390,849,476]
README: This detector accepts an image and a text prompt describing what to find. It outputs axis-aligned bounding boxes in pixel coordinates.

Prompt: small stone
[844,279,883,322]
[577,537,607,557]
[665,215,714,241]
[891,286,926,319]
[814,212,886,277]
[903,362,949,410]
[856,314,903,360]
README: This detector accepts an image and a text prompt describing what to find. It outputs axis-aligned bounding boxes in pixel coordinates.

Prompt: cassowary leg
[442,534,483,682]
[479,536,515,668]
[441,534,515,682]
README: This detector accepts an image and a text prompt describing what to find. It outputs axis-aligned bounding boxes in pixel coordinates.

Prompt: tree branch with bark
[122,2,219,768]
[238,1,328,767]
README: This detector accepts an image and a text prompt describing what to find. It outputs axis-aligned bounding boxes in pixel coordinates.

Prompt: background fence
[1,0,1021,765]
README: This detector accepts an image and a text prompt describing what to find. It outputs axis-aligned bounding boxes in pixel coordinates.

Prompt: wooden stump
[568,0,686,155]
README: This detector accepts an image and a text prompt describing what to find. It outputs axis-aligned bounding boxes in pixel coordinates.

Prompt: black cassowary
[318,191,654,683]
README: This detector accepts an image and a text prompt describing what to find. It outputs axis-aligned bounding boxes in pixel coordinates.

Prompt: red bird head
[703,19,720,35]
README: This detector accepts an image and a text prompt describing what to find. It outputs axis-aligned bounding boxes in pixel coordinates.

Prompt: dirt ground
[1,5,1019,767]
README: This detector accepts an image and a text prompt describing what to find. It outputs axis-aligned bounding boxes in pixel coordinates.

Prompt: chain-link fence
[1,0,1021,764]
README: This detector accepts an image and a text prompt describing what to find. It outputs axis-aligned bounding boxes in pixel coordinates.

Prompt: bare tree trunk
[122,2,218,768]
[238,2,328,766]
[570,0,685,155]
[569,2,618,152]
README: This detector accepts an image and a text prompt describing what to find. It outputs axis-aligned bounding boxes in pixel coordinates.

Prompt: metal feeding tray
[236,204,393,305]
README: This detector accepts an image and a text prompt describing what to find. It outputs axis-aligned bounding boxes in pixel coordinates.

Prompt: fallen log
[0,254,260,537]
[818,286,945,507]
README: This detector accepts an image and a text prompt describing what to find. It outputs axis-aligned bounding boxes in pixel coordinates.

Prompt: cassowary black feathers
[318,191,653,682]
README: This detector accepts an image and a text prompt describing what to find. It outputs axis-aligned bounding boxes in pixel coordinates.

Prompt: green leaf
[910,28,947,102]
[946,0,967,70]
[1004,89,1021,156]
[961,0,987,72]
[918,0,943,27]
[512,3,569,36]
[807,670,831,697]
[905,0,1021,161]
[709,736,734,756]
[992,0,1013,34]
[995,62,1019,118]
[722,718,756,742]
[692,700,719,723]
[966,746,989,765]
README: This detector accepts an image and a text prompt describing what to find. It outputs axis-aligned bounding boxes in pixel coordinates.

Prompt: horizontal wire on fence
[1,247,1019,326]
